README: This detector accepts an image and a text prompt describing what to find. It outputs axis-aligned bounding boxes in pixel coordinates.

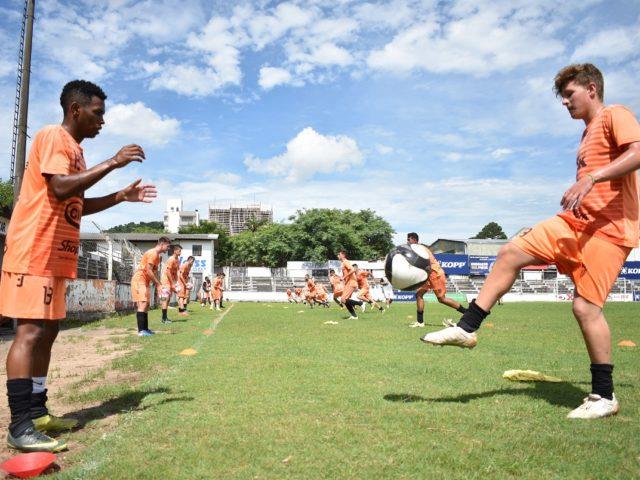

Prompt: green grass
[53,302,639,479]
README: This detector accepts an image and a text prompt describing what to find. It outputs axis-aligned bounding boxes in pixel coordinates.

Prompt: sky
[0,0,639,244]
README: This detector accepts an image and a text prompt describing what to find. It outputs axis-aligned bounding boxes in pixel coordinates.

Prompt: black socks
[591,363,614,400]
[30,388,49,419]
[162,308,168,320]
[456,300,489,333]
[136,312,149,332]
[416,311,424,324]
[456,305,467,314]
[7,378,33,437]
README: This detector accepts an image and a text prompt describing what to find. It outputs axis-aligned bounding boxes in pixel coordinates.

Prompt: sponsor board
[619,261,640,280]
[469,255,497,275]
[392,290,466,303]
[434,254,469,275]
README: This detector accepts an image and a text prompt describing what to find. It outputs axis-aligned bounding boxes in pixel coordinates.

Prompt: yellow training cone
[618,340,636,347]
[180,348,198,356]
[502,370,562,382]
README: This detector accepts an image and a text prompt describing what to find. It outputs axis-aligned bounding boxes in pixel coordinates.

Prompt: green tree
[472,221,507,239]
[180,221,231,265]
[107,221,165,233]
[0,178,13,209]
[245,215,269,233]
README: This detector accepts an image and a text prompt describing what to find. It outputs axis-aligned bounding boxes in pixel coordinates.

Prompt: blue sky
[0,0,639,244]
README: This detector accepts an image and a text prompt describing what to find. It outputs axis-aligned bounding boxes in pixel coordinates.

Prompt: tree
[0,178,13,209]
[106,221,165,233]
[180,221,231,266]
[472,221,507,239]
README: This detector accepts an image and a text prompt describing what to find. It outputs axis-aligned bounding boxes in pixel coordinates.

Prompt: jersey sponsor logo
[58,239,79,255]
[64,200,82,229]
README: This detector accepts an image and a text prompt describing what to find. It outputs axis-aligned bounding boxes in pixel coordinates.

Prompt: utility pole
[11,0,36,208]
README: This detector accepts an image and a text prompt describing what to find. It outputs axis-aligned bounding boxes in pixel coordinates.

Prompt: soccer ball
[186,282,194,290]
[384,244,432,291]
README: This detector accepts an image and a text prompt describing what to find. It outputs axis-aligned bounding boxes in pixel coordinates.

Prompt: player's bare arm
[561,141,640,216]
[47,144,146,201]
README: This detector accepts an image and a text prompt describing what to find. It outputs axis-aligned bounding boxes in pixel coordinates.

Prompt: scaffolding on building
[208,204,273,235]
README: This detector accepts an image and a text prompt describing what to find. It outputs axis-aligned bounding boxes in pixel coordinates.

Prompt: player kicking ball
[0,80,156,452]
[131,237,171,336]
[422,64,640,419]
[338,251,364,319]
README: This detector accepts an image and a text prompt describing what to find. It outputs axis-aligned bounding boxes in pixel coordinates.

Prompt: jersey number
[16,275,24,287]
[43,286,53,305]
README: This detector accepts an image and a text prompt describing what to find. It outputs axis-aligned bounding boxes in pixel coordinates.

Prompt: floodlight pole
[13,0,35,208]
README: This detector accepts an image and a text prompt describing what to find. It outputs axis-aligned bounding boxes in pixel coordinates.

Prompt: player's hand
[111,144,145,168]
[119,179,157,203]
[560,176,593,220]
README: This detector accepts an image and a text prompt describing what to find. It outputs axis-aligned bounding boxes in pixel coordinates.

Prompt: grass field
[45,302,639,479]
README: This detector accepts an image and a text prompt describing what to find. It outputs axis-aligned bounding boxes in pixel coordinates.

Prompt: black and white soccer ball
[384,244,432,291]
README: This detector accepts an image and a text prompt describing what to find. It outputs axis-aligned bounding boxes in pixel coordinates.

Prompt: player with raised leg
[329,269,345,309]
[338,251,364,319]
[0,80,157,452]
[131,237,171,336]
[354,265,385,313]
[421,64,640,419]
[406,233,466,328]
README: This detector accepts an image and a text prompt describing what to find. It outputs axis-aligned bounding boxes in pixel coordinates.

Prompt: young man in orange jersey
[329,269,345,308]
[160,244,182,323]
[406,233,466,328]
[212,273,224,311]
[423,64,640,419]
[353,265,385,313]
[0,80,156,452]
[286,288,297,304]
[131,237,171,336]
[304,274,317,308]
[315,283,330,308]
[177,256,195,315]
[338,251,364,319]
[294,286,303,303]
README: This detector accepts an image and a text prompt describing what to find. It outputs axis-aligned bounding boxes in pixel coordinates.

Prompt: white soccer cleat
[348,316,358,320]
[360,303,367,312]
[408,322,425,328]
[420,326,477,349]
[566,394,619,419]
[442,318,456,328]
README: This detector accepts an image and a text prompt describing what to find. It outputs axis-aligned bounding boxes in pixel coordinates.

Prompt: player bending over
[0,80,156,452]
[160,244,181,323]
[131,237,171,336]
[338,251,364,319]
[177,256,194,316]
[329,269,345,309]
[286,288,298,304]
[406,233,467,328]
[314,283,331,308]
[422,64,640,419]
[354,265,385,313]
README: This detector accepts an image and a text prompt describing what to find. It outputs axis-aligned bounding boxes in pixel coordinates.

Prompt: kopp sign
[619,261,640,280]
[434,254,469,275]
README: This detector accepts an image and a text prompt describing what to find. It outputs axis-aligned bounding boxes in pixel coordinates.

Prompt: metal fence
[77,236,143,283]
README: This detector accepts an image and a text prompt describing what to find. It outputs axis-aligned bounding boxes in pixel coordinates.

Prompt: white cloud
[149,64,229,97]
[375,144,394,155]
[491,148,513,159]
[244,127,364,182]
[258,67,293,90]
[102,102,180,146]
[571,23,640,64]
[248,2,314,50]
[367,6,564,75]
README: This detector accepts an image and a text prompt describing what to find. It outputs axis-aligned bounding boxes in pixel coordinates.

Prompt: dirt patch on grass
[0,325,139,461]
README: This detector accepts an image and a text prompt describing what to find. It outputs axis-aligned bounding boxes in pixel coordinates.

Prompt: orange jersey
[286,289,292,297]
[162,256,180,284]
[425,247,443,275]
[558,105,640,247]
[356,271,370,289]
[213,277,223,291]
[179,262,192,281]
[306,278,316,291]
[132,248,160,284]
[294,287,302,296]
[3,125,86,278]
[316,284,327,295]
[341,259,357,287]
[329,274,344,291]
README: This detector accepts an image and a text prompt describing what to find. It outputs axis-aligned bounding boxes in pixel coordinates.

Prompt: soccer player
[315,283,330,308]
[294,286,303,303]
[0,80,156,452]
[380,277,394,309]
[305,274,317,308]
[422,64,640,419]
[160,244,182,323]
[286,288,297,304]
[354,265,385,313]
[329,269,345,308]
[201,276,212,309]
[177,256,195,315]
[131,237,171,336]
[212,273,224,311]
[338,251,364,319]
[406,233,467,328]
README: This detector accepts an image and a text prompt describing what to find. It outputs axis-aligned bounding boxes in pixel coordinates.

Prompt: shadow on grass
[385,382,591,409]
[66,387,194,429]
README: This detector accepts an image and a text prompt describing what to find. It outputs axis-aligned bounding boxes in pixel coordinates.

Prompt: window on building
[192,244,202,256]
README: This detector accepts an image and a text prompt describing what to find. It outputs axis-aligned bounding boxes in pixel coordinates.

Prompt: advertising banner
[469,255,497,276]
[619,261,640,280]
[392,290,466,303]
[433,254,469,275]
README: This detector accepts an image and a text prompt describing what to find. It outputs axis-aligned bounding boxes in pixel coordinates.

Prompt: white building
[163,199,200,234]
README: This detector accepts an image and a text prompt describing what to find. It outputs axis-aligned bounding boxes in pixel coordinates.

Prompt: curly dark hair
[553,64,604,101]
[60,80,107,113]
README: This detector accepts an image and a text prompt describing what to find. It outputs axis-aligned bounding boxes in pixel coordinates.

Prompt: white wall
[177,240,215,280]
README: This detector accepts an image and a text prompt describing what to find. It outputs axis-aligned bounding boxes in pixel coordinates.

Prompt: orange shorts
[358,288,372,301]
[177,279,188,299]
[420,270,447,297]
[212,289,222,301]
[333,290,343,298]
[131,275,151,303]
[342,282,357,301]
[0,272,67,320]
[316,294,328,302]
[512,216,630,308]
